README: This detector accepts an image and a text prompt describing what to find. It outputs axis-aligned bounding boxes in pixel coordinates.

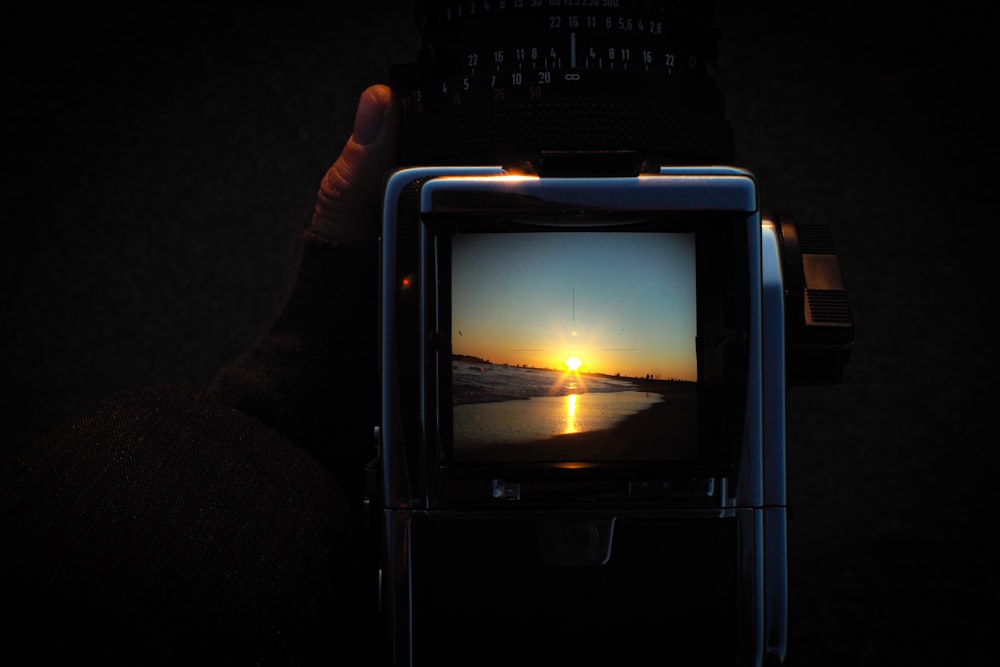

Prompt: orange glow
[563,393,579,434]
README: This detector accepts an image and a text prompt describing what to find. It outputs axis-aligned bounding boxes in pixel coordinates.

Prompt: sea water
[452,363,662,445]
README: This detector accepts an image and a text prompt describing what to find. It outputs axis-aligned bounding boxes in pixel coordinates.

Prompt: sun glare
[564,356,583,372]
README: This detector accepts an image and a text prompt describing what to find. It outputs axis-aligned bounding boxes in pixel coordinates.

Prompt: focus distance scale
[411,0,719,107]
[392,0,731,166]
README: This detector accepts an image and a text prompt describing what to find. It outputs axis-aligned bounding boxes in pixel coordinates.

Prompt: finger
[311,84,401,244]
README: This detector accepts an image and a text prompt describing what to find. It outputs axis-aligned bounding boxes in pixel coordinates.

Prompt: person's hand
[311,84,401,244]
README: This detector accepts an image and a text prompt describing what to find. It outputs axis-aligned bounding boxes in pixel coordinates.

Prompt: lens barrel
[392,0,732,168]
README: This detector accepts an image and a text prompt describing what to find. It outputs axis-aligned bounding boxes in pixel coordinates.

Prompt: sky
[451,231,697,380]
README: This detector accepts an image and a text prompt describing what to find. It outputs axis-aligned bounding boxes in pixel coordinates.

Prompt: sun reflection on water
[563,393,579,434]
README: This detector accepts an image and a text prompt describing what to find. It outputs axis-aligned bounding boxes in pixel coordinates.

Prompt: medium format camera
[368,1,853,665]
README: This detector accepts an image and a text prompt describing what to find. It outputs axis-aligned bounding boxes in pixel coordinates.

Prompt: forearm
[210,230,380,490]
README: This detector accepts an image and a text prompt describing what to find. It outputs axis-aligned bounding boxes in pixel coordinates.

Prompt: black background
[4,3,997,664]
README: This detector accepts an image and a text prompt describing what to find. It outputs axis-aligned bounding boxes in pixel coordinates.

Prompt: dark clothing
[1,233,380,664]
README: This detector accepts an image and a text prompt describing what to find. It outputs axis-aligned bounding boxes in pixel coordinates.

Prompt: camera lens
[392,0,732,168]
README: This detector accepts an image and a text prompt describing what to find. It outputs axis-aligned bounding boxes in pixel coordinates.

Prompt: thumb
[311,84,401,244]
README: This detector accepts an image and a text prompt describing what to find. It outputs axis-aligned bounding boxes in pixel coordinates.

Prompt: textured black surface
[4,3,998,664]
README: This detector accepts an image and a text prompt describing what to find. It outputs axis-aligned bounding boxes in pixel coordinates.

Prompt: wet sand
[455,385,697,463]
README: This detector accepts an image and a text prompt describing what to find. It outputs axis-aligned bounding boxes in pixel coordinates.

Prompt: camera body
[367,2,851,664]
[372,164,811,666]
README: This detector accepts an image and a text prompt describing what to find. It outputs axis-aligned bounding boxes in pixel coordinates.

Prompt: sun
[564,356,583,372]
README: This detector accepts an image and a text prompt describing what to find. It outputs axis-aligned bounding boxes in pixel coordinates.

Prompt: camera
[367,2,853,665]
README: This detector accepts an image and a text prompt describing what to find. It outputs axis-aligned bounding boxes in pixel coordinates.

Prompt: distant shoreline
[452,357,693,406]
[452,354,689,385]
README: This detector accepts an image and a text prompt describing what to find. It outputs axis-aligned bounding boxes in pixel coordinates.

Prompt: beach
[453,380,697,463]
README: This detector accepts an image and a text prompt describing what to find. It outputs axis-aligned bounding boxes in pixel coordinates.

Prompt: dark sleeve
[0,232,380,663]
[209,231,381,500]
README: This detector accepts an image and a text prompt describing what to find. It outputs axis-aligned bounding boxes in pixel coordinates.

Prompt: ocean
[452,362,662,445]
